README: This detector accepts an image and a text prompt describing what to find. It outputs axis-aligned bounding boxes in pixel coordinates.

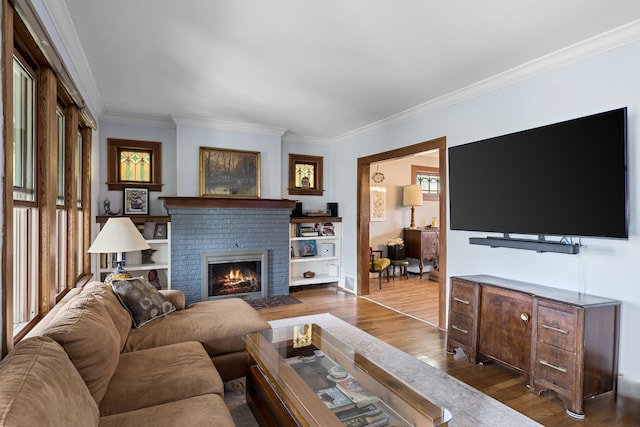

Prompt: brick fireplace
[162,197,295,305]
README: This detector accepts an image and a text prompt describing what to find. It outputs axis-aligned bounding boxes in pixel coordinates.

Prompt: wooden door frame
[356,136,447,327]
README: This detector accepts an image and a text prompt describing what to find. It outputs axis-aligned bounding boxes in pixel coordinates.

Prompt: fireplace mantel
[160,197,296,210]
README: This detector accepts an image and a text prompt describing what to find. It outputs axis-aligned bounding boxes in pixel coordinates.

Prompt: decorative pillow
[111,278,176,328]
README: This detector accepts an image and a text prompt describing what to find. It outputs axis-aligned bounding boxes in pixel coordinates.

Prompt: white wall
[332,40,640,398]
[281,138,335,211]
[174,124,282,199]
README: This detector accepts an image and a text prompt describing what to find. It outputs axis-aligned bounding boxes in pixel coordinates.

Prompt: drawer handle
[452,325,468,334]
[453,297,470,305]
[540,359,567,373]
[541,324,569,334]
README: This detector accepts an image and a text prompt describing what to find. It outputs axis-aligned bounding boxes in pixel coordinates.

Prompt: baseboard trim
[618,375,640,399]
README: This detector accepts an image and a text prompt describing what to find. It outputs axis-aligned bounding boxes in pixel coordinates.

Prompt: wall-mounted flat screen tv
[448,107,628,239]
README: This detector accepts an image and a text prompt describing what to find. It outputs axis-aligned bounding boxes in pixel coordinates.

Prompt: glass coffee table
[245,323,451,427]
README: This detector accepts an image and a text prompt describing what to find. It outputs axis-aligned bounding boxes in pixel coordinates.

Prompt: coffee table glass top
[245,323,452,427]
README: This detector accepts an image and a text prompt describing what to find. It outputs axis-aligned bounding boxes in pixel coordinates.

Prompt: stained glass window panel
[417,173,440,195]
[295,163,315,188]
[119,150,151,182]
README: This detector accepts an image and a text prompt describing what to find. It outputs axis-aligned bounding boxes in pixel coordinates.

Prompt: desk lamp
[88,217,150,282]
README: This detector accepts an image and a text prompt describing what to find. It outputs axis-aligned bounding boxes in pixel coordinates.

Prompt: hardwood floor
[364,273,440,326]
[257,284,640,426]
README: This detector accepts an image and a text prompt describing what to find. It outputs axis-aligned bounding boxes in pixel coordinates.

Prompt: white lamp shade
[88,217,150,253]
[403,184,424,207]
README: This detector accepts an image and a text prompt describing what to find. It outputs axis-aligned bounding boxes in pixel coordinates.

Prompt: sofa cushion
[158,289,185,310]
[0,336,99,426]
[111,278,176,328]
[99,341,223,416]
[23,287,82,339]
[123,298,270,355]
[81,281,132,349]
[98,394,234,427]
[43,292,121,404]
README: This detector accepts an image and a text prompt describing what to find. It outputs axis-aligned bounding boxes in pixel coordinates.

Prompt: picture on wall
[199,147,261,198]
[123,187,149,215]
[370,186,386,222]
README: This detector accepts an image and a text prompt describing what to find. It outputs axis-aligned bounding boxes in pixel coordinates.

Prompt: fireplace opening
[201,251,268,300]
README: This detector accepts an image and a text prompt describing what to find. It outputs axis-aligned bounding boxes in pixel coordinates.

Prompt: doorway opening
[357,137,447,328]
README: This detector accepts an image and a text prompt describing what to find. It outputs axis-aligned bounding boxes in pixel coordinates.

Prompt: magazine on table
[336,377,379,407]
[334,402,390,427]
[314,386,355,410]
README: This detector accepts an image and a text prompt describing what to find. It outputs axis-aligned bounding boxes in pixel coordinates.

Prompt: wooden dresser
[446,275,620,418]
[404,228,439,278]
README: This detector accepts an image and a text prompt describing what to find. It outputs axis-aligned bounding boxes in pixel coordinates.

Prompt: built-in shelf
[94,215,171,289]
[289,217,342,287]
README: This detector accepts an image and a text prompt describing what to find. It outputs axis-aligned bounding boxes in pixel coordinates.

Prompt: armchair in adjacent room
[369,247,390,289]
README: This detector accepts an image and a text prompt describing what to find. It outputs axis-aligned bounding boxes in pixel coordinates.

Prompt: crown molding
[171,116,288,137]
[101,112,175,128]
[282,133,333,146]
[333,19,640,143]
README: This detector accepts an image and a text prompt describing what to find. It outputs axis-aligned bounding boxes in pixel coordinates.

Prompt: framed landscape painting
[199,147,261,198]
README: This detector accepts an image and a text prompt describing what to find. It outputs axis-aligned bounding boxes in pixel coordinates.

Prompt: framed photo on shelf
[154,223,167,239]
[199,147,260,198]
[123,187,149,215]
[299,240,317,257]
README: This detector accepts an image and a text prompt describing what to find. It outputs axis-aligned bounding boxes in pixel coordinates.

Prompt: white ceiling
[59,0,640,139]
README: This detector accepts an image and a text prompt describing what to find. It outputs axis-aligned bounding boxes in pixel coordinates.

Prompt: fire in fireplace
[201,251,268,300]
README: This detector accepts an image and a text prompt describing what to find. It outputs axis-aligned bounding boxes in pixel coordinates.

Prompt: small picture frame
[299,240,317,257]
[148,269,161,290]
[154,223,167,239]
[123,187,149,215]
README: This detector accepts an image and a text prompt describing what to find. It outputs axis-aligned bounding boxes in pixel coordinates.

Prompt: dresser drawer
[534,342,576,392]
[448,312,474,346]
[537,302,577,352]
[450,280,477,317]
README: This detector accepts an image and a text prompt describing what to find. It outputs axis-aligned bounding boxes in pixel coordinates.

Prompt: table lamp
[403,184,423,229]
[88,217,150,282]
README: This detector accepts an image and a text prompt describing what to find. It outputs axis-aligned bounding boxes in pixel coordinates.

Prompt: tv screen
[448,107,628,239]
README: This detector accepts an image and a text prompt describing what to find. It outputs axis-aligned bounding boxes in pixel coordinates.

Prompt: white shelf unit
[289,217,342,287]
[95,216,171,289]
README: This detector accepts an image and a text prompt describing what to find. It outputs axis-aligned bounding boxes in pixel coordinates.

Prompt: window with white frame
[12,55,39,334]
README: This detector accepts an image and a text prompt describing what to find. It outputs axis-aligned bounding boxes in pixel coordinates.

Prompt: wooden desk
[447,275,620,418]
[404,228,439,278]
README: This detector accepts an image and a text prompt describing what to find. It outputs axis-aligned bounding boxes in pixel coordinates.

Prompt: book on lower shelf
[100,252,125,269]
[315,386,355,410]
[334,403,390,427]
[336,377,379,407]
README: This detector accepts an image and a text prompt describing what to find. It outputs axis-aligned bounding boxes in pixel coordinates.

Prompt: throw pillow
[111,278,176,328]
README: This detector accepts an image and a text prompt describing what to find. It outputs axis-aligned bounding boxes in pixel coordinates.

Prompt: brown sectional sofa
[0,281,271,426]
